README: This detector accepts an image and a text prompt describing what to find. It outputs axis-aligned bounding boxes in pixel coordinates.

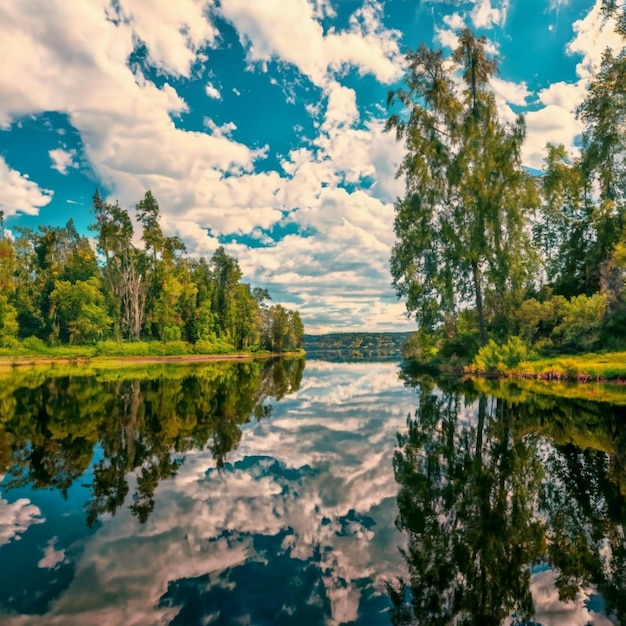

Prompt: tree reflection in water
[0,358,304,526]
[389,375,626,625]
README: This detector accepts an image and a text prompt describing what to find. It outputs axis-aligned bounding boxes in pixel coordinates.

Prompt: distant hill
[303,332,413,360]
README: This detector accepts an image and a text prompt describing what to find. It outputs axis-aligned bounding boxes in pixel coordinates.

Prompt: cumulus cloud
[0,496,44,546]
[111,0,219,77]
[49,147,78,174]
[0,156,53,218]
[205,81,221,100]
[219,0,403,87]
[520,0,621,170]
[0,0,413,331]
[471,0,509,29]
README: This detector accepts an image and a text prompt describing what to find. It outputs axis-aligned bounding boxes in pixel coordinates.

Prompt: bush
[553,293,607,350]
[94,340,154,357]
[160,341,190,356]
[21,336,49,354]
[472,337,532,374]
[193,338,236,354]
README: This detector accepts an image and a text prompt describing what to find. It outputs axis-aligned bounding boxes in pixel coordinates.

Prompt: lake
[0,357,624,625]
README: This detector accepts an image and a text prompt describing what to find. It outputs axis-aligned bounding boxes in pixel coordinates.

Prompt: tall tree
[90,191,146,340]
[387,30,537,346]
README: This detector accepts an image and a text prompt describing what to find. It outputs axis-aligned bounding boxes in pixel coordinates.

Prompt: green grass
[514,351,626,381]
[0,338,305,363]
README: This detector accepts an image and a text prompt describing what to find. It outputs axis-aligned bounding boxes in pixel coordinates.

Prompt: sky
[0,0,623,333]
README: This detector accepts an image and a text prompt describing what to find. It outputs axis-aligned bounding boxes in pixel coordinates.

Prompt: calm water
[0,358,625,625]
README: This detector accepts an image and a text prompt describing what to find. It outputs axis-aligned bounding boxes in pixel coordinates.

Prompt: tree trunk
[472,260,487,346]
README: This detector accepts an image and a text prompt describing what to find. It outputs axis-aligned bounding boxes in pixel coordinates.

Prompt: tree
[534,144,589,295]
[210,246,243,341]
[135,190,164,261]
[50,277,111,343]
[90,191,146,340]
[387,30,537,346]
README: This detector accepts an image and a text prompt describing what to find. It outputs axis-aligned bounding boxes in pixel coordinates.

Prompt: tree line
[0,191,304,353]
[389,6,626,362]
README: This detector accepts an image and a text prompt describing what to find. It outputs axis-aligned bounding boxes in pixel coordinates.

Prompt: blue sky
[0,0,621,332]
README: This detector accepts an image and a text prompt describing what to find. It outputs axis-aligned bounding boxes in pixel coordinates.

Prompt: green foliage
[471,336,532,374]
[0,295,19,347]
[388,29,538,345]
[50,277,111,343]
[0,190,304,356]
[193,338,236,354]
[304,332,412,359]
[386,21,626,360]
[553,293,607,350]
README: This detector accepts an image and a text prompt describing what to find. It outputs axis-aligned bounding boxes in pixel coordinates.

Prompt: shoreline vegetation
[466,351,626,384]
[387,20,626,383]
[404,347,626,384]
[0,342,305,369]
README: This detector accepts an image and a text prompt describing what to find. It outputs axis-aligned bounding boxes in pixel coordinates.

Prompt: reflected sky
[0,361,417,625]
[1,361,624,625]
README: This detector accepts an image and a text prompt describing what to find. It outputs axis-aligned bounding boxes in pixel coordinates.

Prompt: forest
[388,3,626,370]
[0,191,303,355]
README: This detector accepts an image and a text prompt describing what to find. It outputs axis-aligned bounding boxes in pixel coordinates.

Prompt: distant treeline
[0,191,303,353]
[303,332,412,355]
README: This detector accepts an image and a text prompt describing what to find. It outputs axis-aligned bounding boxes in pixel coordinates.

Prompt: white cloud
[0,496,44,546]
[523,104,584,170]
[491,76,531,107]
[38,536,66,570]
[538,80,587,110]
[49,147,78,174]
[443,12,465,30]
[219,0,403,87]
[519,0,621,170]
[568,0,623,81]
[205,81,221,99]
[0,156,53,218]
[112,0,219,77]
[471,0,509,29]
[434,25,459,50]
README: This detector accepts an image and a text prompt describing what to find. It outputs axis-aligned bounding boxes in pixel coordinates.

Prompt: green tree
[90,191,146,340]
[387,30,537,346]
[210,246,243,341]
[0,295,19,347]
[50,277,112,343]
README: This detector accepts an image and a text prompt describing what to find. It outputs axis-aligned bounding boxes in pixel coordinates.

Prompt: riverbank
[464,351,626,382]
[0,342,305,368]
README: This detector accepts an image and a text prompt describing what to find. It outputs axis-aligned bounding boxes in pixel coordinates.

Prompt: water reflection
[390,374,626,625]
[0,358,304,526]
[2,360,626,625]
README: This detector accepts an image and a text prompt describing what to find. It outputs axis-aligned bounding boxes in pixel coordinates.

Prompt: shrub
[553,293,607,350]
[194,338,236,354]
[472,336,532,374]
[21,336,49,354]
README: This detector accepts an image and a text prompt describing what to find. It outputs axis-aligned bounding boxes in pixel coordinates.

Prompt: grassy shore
[466,351,626,382]
[0,339,305,368]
